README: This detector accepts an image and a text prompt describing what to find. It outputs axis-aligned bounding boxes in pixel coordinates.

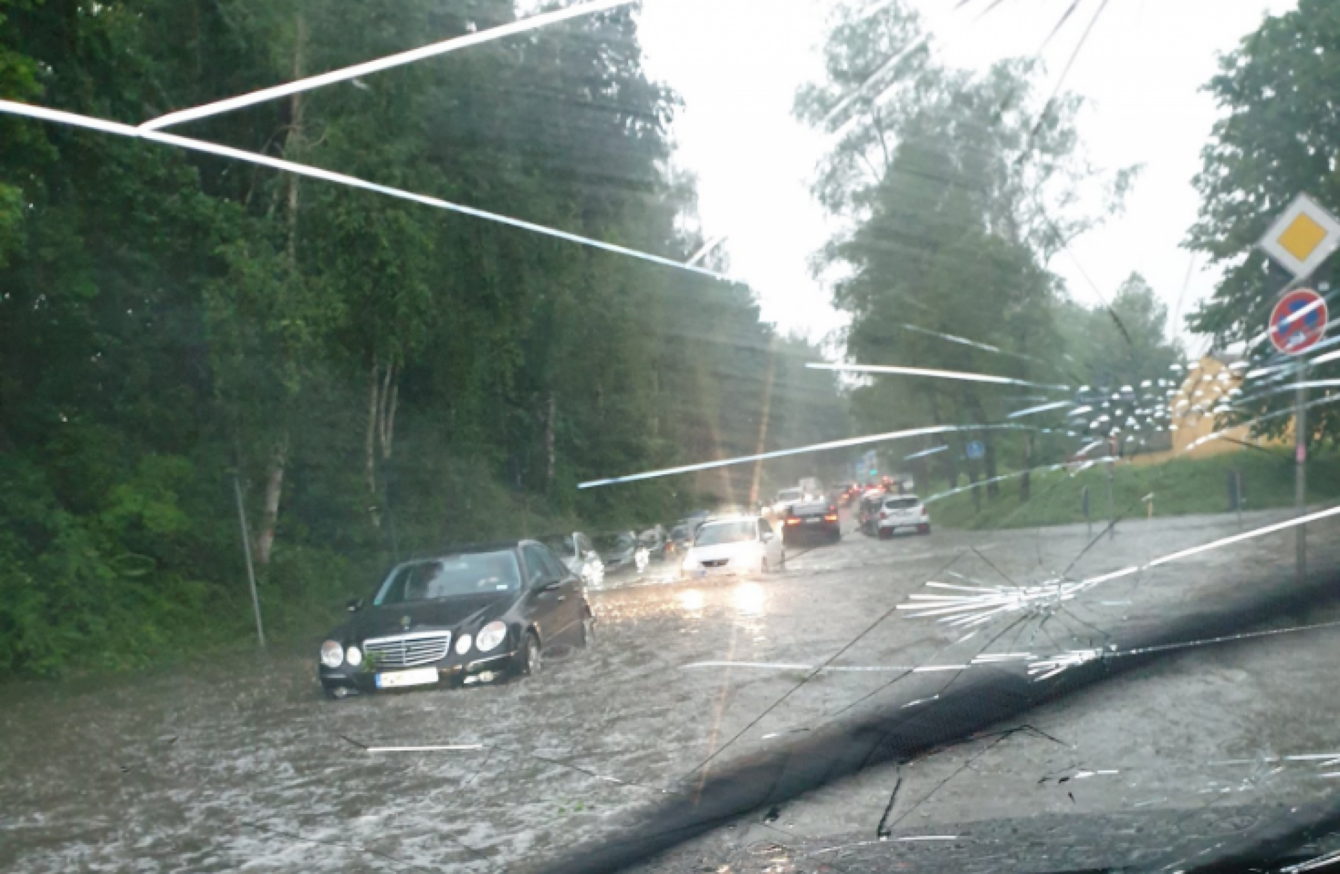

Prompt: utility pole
[233,474,266,649]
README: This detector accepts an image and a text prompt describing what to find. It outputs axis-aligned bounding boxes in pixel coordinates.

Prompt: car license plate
[804,518,820,524]
[375,667,439,689]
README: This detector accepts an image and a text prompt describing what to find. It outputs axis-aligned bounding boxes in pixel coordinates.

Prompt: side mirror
[762,532,775,542]
[346,598,365,613]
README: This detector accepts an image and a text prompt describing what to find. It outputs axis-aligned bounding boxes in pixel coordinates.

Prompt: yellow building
[1133,353,1289,465]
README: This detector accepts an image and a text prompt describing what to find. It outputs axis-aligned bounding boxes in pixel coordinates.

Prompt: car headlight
[345,645,363,667]
[320,640,344,668]
[476,621,506,652]
[455,633,473,655]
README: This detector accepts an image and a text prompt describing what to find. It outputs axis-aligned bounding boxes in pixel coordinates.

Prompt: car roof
[400,541,525,567]
[884,494,921,502]
[699,514,758,526]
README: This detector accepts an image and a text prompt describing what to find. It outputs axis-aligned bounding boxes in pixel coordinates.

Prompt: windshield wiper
[537,566,1340,874]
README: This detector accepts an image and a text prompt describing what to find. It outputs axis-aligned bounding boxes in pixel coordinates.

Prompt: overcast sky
[636,0,1297,354]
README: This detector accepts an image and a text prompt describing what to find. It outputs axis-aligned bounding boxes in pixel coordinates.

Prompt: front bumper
[319,649,517,695]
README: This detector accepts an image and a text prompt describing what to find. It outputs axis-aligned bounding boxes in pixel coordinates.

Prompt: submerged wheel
[515,630,542,677]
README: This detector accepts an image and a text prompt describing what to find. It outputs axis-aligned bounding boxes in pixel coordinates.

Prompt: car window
[521,544,555,587]
[758,519,774,536]
[536,544,569,581]
[694,520,756,546]
[884,497,920,510]
[373,552,521,605]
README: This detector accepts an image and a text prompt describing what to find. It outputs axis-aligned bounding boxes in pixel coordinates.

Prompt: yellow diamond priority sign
[1259,193,1340,277]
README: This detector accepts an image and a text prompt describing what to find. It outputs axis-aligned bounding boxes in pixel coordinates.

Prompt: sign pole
[233,473,266,649]
[1295,361,1308,583]
[1256,192,1335,585]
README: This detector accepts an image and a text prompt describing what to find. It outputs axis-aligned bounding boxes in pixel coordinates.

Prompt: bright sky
[637,0,1298,352]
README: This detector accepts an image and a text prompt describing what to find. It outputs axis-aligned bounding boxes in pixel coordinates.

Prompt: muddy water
[3,511,1337,873]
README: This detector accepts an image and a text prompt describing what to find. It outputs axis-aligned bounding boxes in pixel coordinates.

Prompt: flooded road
[5,508,1340,873]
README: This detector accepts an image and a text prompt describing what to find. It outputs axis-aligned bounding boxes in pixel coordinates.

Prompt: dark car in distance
[318,541,593,699]
[782,499,841,545]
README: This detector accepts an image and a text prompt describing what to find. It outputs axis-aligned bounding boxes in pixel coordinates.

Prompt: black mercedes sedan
[318,541,593,699]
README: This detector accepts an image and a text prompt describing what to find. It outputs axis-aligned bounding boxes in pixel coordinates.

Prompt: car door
[532,543,583,643]
[521,543,568,646]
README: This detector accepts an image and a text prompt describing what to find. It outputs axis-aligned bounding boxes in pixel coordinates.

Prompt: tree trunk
[365,361,381,528]
[255,438,287,566]
[258,12,306,558]
[284,12,305,270]
[377,359,397,461]
[545,391,556,487]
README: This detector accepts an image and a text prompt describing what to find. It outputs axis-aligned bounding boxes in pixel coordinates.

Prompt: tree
[795,0,1135,504]
[1187,0,1340,446]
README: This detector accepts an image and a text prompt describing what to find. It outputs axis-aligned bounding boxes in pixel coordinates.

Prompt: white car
[877,494,931,538]
[680,516,785,578]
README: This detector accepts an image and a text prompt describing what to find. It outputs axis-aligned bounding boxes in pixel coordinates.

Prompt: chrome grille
[362,631,451,668]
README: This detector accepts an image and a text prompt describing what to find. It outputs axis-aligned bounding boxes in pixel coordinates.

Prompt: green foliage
[1054,273,1183,392]
[0,0,843,676]
[797,0,1157,506]
[1187,0,1340,444]
[930,450,1340,530]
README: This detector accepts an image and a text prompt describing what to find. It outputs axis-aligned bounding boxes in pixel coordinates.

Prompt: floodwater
[4,509,1340,873]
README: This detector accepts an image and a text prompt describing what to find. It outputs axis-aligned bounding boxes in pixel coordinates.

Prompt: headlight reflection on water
[733,582,766,618]
[678,589,705,615]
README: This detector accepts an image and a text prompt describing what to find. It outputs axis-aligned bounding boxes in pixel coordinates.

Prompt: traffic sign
[1259,193,1340,277]
[1268,288,1329,354]
[965,440,985,460]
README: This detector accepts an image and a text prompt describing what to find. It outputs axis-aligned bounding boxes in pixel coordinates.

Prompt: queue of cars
[318,518,694,697]
[318,487,888,698]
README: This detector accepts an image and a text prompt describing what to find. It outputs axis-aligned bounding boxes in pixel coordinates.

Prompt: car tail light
[828,506,837,514]
[920,505,927,517]
[880,510,889,519]
[786,517,801,526]
[824,514,838,522]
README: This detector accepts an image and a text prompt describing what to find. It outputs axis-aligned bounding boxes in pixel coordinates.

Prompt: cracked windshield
[8,0,1340,871]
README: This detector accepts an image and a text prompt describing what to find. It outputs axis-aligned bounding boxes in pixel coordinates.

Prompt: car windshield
[373,552,522,604]
[13,1,1340,872]
[694,520,757,546]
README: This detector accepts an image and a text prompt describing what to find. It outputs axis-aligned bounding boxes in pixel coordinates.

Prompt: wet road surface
[4,507,1340,873]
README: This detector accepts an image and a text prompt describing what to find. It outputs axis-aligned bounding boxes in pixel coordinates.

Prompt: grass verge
[929,448,1340,530]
